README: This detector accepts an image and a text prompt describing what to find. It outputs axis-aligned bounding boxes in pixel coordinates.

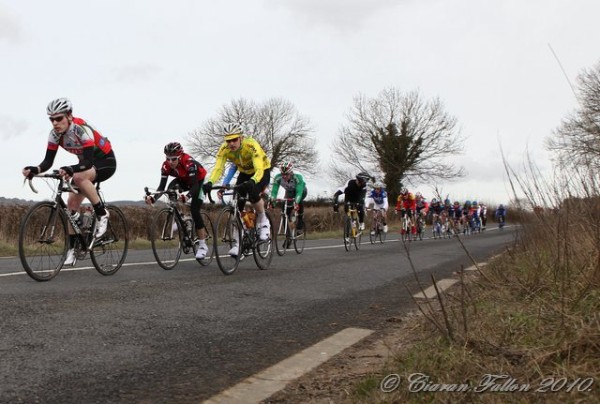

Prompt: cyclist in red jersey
[395,188,418,234]
[22,98,116,266]
[145,142,209,259]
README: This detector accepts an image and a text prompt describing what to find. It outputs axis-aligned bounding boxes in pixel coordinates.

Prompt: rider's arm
[270,174,281,200]
[36,146,59,173]
[294,174,306,204]
[68,144,95,173]
[222,163,237,186]
[333,189,342,204]
[207,144,229,184]
[248,139,270,184]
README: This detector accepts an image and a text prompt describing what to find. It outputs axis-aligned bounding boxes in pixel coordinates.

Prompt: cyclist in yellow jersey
[203,124,272,247]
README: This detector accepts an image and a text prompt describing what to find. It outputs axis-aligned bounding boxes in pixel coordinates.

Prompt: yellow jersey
[208,137,271,184]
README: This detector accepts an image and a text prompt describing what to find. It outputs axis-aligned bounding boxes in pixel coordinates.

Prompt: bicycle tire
[275,215,287,256]
[214,207,242,275]
[354,221,361,250]
[18,201,68,282]
[253,211,274,270]
[379,224,386,243]
[343,216,352,252]
[369,223,376,244]
[150,208,182,270]
[196,212,215,266]
[294,226,305,254]
[91,205,129,276]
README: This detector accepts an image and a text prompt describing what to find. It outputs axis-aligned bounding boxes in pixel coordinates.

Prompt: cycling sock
[93,202,107,217]
[69,234,77,248]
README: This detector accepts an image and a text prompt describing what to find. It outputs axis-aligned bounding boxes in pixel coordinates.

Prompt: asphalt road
[0,227,517,403]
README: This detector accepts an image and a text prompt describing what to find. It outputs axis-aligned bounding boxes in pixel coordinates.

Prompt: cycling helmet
[373,181,383,189]
[47,97,73,115]
[223,123,243,140]
[280,161,293,175]
[431,198,438,204]
[472,200,478,205]
[400,188,408,195]
[356,172,370,182]
[498,204,504,209]
[465,200,471,206]
[164,141,183,156]
[415,192,423,199]
[408,192,415,200]
[444,198,450,205]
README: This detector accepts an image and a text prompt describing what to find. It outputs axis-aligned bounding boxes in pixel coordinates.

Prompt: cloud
[265,0,403,33]
[111,64,163,83]
[0,114,28,140]
[0,4,22,42]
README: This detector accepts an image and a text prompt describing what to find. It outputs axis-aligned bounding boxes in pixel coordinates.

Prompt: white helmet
[47,98,73,115]
[373,181,384,189]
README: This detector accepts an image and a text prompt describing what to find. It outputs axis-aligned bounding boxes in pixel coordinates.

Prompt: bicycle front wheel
[149,208,182,270]
[343,216,352,252]
[91,205,129,275]
[275,215,288,256]
[214,207,242,275]
[19,202,68,282]
[354,223,361,250]
[253,211,274,270]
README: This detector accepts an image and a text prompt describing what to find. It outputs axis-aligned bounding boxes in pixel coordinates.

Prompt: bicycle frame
[343,202,361,251]
[273,197,303,256]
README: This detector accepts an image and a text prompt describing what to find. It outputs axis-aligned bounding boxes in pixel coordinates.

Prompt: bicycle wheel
[214,207,242,275]
[196,212,215,266]
[253,211,274,270]
[378,224,386,243]
[19,202,68,281]
[294,226,305,254]
[149,208,182,270]
[369,222,376,244]
[343,216,352,252]
[275,215,288,256]
[354,220,361,250]
[91,205,129,276]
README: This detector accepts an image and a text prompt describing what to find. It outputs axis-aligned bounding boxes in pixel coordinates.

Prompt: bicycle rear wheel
[214,208,242,275]
[91,205,129,275]
[354,222,361,250]
[149,208,182,270]
[19,202,68,281]
[294,227,305,254]
[253,211,274,270]
[343,216,352,251]
[378,224,386,243]
[196,212,215,266]
[275,216,288,256]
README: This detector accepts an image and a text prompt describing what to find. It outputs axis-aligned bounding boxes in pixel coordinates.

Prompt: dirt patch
[264,311,426,403]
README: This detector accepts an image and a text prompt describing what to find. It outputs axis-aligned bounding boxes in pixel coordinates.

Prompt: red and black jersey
[159,153,206,189]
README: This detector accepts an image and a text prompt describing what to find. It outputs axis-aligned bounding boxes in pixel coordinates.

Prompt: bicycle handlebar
[25,170,79,195]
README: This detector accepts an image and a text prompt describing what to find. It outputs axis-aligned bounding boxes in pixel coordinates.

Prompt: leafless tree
[329,87,464,199]
[547,60,600,171]
[187,97,318,175]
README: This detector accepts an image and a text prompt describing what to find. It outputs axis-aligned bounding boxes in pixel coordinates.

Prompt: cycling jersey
[40,116,113,174]
[416,199,429,214]
[158,153,206,191]
[335,179,366,204]
[208,137,271,184]
[368,189,389,210]
[270,172,307,204]
[47,117,112,158]
[396,196,416,211]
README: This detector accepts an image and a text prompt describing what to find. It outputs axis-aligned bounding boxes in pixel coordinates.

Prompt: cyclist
[202,124,272,256]
[450,201,463,231]
[395,188,417,234]
[270,161,307,236]
[470,200,482,231]
[145,142,209,259]
[22,98,116,266]
[480,203,488,230]
[333,172,371,232]
[495,204,507,227]
[368,182,388,235]
[429,198,444,233]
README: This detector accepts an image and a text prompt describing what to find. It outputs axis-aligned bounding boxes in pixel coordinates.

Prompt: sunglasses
[166,156,179,162]
[49,115,65,123]
[226,137,239,143]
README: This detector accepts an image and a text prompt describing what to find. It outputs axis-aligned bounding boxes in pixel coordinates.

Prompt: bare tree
[330,87,464,200]
[187,97,318,175]
[547,60,600,171]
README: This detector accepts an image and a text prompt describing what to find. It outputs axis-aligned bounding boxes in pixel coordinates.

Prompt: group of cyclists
[22,97,507,267]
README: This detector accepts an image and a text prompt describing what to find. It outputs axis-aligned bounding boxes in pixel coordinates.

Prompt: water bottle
[71,211,82,227]
[183,215,193,236]
[81,209,93,231]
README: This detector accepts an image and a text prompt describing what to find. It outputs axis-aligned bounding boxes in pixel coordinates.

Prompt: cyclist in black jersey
[333,172,371,231]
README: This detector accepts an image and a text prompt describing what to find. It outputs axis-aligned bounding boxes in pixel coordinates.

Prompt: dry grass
[348,165,600,403]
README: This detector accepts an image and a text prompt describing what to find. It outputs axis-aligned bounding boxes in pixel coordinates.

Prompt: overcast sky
[1,0,598,205]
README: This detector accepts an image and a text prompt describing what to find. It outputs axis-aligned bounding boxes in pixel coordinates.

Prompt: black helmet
[356,172,371,182]
[164,142,183,156]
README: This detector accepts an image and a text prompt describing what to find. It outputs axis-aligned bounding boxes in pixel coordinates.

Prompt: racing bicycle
[210,184,274,275]
[369,208,386,244]
[19,170,129,281]
[272,197,305,256]
[144,187,214,270]
[341,202,362,251]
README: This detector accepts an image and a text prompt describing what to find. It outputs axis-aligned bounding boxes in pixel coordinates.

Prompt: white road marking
[203,327,374,404]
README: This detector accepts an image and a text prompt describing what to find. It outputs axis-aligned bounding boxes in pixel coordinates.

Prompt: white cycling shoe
[383,225,388,233]
[195,241,208,259]
[64,248,77,266]
[95,210,110,238]
[228,243,240,257]
[258,223,271,241]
